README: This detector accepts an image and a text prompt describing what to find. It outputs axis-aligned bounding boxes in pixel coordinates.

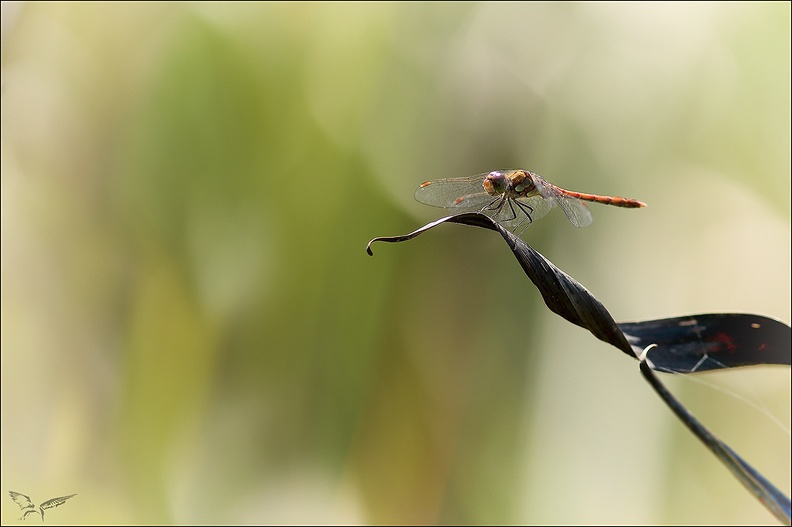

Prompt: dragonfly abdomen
[560,190,647,208]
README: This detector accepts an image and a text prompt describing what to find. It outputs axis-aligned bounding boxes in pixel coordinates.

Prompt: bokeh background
[1,2,789,525]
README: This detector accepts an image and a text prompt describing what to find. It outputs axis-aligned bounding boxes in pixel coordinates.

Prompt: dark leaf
[368,213,791,371]
[368,211,791,523]
[621,314,791,373]
[366,213,498,256]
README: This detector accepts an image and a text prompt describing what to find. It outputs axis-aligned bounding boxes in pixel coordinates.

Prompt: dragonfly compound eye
[483,171,507,196]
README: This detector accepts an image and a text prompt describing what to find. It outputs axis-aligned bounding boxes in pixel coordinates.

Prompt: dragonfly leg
[513,200,535,226]
[506,199,520,222]
[480,195,505,215]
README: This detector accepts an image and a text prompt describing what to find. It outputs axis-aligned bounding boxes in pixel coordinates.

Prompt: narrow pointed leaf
[367,212,791,523]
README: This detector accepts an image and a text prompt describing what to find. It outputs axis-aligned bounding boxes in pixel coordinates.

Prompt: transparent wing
[530,174,593,228]
[555,195,592,227]
[414,175,492,210]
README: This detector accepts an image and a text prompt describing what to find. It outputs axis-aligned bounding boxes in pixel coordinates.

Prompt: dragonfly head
[483,171,508,196]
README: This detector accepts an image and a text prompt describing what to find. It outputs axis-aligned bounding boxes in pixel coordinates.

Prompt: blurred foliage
[1,2,789,525]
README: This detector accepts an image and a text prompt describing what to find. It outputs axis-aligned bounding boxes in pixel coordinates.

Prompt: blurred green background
[1,2,789,524]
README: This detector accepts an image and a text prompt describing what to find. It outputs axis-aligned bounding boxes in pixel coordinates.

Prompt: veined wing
[414,176,492,210]
[530,174,593,228]
[555,194,592,227]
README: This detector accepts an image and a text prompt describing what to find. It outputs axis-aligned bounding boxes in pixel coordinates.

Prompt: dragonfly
[414,169,646,232]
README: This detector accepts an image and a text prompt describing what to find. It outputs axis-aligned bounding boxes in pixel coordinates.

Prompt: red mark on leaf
[710,332,737,353]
